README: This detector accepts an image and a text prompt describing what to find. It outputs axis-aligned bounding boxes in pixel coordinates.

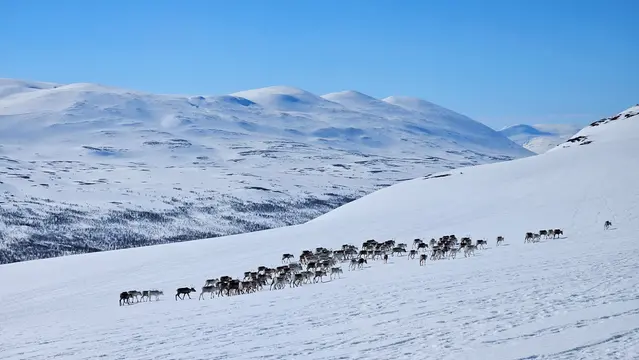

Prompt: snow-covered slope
[0,78,60,99]
[0,105,637,360]
[0,78,532,263]
[499,123,583,154]
[550,105,639,152]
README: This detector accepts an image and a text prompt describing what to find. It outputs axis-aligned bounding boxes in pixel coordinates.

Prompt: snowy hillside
[0,104,637,360]
[499,123,582,153]
[0,78,532,264]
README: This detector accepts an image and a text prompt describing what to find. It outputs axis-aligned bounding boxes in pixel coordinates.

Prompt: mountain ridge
[0,77,533,263]
[499,122,584,154]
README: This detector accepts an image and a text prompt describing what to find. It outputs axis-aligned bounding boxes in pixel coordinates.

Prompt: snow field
[0,100,637,359]
[0,222,637,360]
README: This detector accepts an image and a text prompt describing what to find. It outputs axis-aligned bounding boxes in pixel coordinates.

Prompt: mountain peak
[322,90,377,101]
[382,96,441,112]
[230,86,340,112]
[232,85,311,97]
[320,90,394,113]
[499,124,552,137]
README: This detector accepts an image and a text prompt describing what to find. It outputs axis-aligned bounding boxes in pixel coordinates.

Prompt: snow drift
[0,105,637,359]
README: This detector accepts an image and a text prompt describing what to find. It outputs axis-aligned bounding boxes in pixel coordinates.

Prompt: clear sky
[1,0,637,129]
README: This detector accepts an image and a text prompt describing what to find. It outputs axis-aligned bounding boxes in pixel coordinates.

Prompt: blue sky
[1,0,636,129]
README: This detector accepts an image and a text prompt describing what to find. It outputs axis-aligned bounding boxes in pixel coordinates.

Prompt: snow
[550,105,639,152]
[383,95,527,155]
[0,78,533,263]
[321,90,397,113]
[231,86,343,112]
[0,78,60,99]
[499,123,583,154]
[0,105,637,359]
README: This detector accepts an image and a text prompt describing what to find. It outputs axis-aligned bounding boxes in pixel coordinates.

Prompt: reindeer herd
[119,228,565,306]
[524,228,564,243]
[119,289,164,306]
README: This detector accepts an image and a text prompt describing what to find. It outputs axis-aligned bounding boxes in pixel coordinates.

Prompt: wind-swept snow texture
[0,105,637,360]
[0,79,532,263]
[499,123,583,154]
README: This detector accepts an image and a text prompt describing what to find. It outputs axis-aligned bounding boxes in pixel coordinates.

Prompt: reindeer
[357,258,367,269]
[141,290,163,302]
[313,270,327,283]
[496,236,504,246]
[532,233,541,243]
[412,238,423,249]
[417,242,428,252]
[464,245,476,257]
[476,239,488,249]
[288,262,303,273]
[419,254,427,266]
[306,261,317,271]
[349,259,358,270]
[203,278,218,287]
[282,253,295,263]
[290,273,304,288]
[224,280,242,296]
[408,250,418,259]
[270,275,288,290]
[383,254,388,263]
[604,220,612,230]
[344,247,358,260]
[430,247,441,261]
[329,267,343,279]
[301,271,314,284]
[255,274,269,289]
[539,229,548,239]
[175,287,196,300]
[199,285,217,300]
[148,290,163,301]
[127,290,142,303]
[553,229,563,238]
[525,232,534,243]
[362,239,377,250]
[119,291,132,306]
[241,280,256,294]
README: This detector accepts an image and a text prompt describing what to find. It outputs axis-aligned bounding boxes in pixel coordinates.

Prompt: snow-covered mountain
[0,78,532,263]
[1,105,636,359]
[499,123,583,153]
